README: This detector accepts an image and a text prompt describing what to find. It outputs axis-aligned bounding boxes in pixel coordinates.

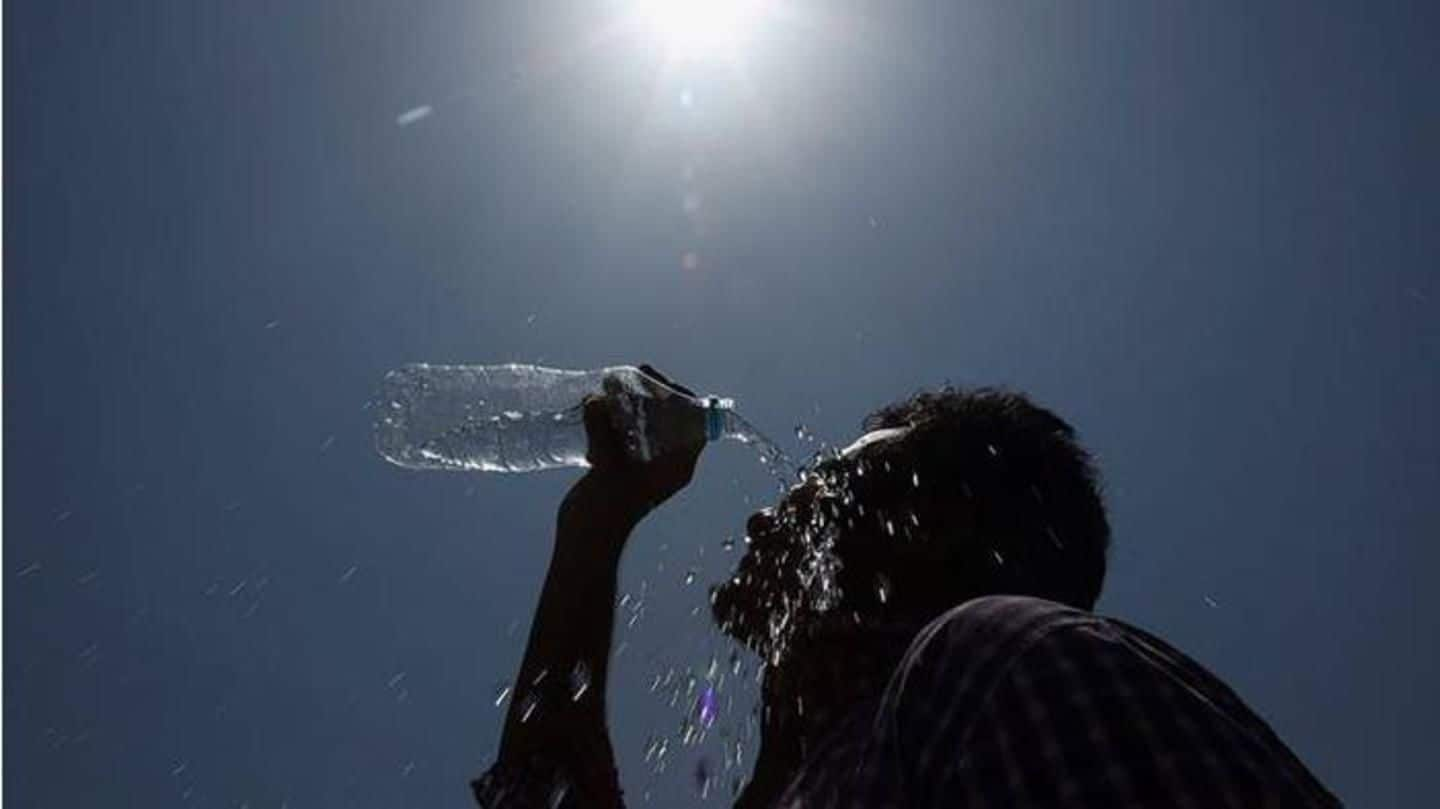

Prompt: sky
[6,1,1438,806]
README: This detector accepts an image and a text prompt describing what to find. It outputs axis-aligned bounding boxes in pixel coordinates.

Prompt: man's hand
[568,365,706,537]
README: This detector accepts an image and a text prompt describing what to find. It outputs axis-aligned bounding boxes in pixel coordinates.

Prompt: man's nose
[746,508,775,541]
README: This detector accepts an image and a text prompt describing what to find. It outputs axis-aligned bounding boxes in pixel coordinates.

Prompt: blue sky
[7,1,1438,806]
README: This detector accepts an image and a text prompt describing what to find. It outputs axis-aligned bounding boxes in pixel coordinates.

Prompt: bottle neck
[704,397,731,442]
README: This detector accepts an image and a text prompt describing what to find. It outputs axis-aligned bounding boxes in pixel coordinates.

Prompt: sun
[629,0,773,62]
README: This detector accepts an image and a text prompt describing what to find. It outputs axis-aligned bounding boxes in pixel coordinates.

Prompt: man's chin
[711,576,823,665]
[709,579,753,642]
[711,578,778,654]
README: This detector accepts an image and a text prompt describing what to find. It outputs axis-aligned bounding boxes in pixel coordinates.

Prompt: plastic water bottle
[374,364,754,473]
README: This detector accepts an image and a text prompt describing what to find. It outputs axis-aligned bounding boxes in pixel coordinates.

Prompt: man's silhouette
[474,371,1340,807]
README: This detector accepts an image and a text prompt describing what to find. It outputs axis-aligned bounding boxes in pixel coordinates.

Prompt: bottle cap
[704,396,733,442]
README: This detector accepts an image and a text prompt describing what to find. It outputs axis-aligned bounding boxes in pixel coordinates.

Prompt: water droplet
[695,757,713,798]
[885,519,895,536]
[991,550,1005,566]
[493,683,512,707]
[875,574,890,604]
[684,569,697,586]
[518,693,539,722]
[1203,595,1220,609]
[912,471,921,488]
[570,663,591,701]
[986,444,999,457]
[395,105,433,126]
[720,536,735,551]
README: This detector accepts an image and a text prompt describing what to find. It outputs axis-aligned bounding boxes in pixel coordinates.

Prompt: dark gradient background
[6,1,1438,806]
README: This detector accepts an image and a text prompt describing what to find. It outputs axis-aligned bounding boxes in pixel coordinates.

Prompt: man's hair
[860,387,1109,610]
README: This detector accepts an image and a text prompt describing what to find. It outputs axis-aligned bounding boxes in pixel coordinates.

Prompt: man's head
[711,387,1109,662]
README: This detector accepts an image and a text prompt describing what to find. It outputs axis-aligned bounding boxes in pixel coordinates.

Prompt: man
[475,371,1341,807]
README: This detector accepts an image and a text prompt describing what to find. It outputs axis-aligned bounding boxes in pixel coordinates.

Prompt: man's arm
[476,388,704,808]
[485,474,643,808]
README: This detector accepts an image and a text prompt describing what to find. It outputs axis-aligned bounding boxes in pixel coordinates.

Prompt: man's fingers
[637,364,698,398]
[581,396,626,470]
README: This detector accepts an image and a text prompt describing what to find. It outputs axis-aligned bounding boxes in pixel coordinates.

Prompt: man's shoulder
[875,596,1342,807]
[939,593,1090,625]
[892,595,1196,702]
[902,594,1096,665]
[880,596,1100,735]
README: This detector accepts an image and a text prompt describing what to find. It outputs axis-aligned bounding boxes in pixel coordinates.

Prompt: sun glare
[630,0,772,61]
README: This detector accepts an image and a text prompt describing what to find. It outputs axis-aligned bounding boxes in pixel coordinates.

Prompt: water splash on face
[636,436,856,797]
[721,457,856,668]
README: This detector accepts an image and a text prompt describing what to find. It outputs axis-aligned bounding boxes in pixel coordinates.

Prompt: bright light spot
[631,0,772,61]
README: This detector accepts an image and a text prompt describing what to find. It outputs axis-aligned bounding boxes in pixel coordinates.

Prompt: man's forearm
[495,473,646,806]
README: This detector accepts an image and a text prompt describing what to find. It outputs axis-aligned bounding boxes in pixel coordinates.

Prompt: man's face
[710,428,921,662]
